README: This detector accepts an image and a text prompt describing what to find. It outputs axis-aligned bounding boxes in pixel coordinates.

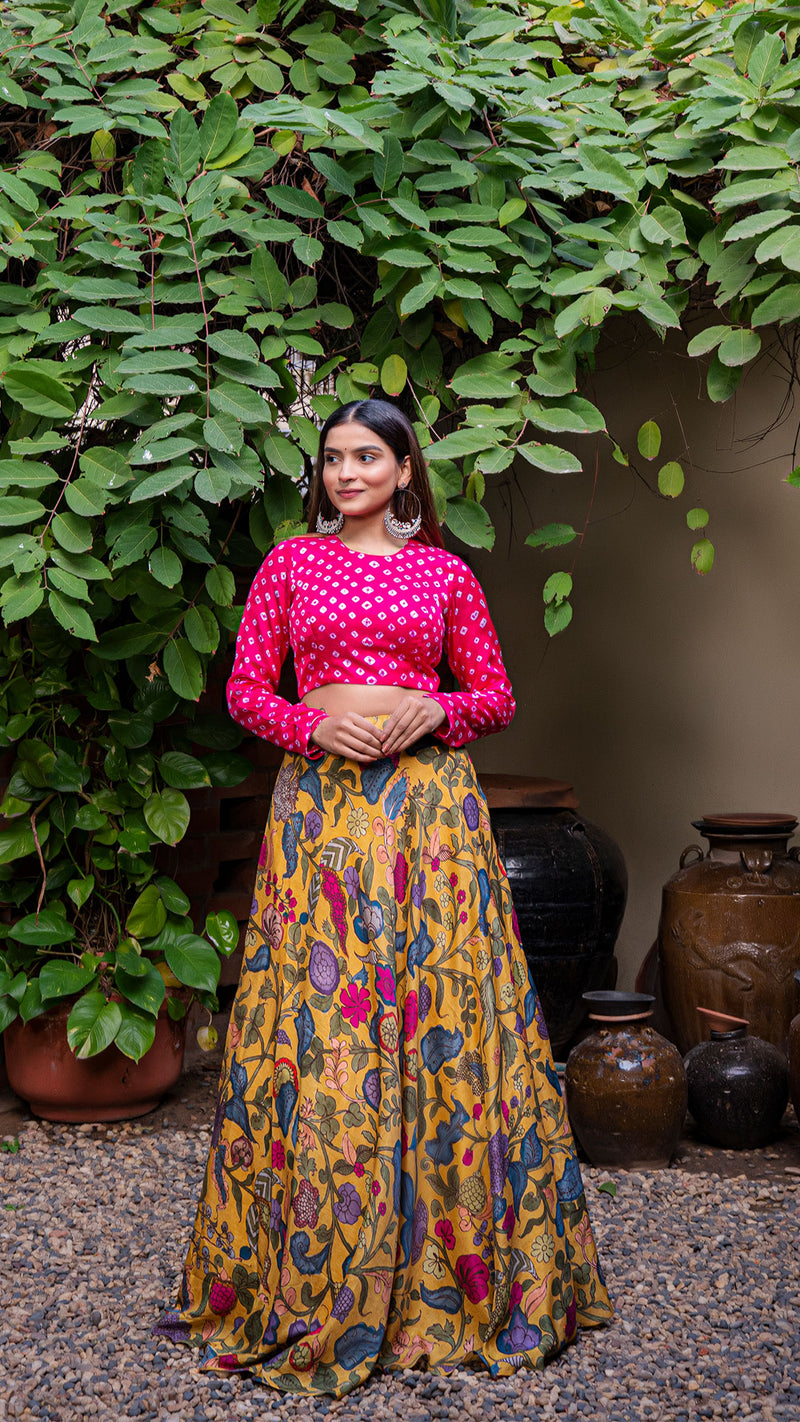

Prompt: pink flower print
[455,1254,490,1304]
[510,1280,523,1310]
[376,965,396,1005]
[404,991,418,1039]
[457,890,466,904]
[450,872,458,886]
[463,1148,473,1166]
[394,852,408,902]
[502,1204,515,1234]
[291,1179,320,1228]
[354,1162,365,1178]
[435,1219,455,1250]
[472,1104,482,1120]
[378,1202,386,1216]
[340,982,371,1027]
[459,911,467,924]
[371,1180,381,1196]
[321,867,348,949]
[502,1100,510,1125]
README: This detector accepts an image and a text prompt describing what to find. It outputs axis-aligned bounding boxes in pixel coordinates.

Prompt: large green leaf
[444,497,495,550]
[115,960,166,1016]
[163,637,203,700]
[126,884,168,939]
[11,909,76,947]
[159,751,210,789]
[39,960,97,1002]
[164,934,221,993]
[3,364,76,419]
[144,788,191,845]
[115,1003,157,1062]
[67,992,123,1059]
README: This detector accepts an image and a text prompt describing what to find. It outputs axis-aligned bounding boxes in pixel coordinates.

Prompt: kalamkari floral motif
[156,727,612,1397]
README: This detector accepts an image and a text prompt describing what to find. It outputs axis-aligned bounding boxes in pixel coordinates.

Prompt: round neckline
[331,535,417,560]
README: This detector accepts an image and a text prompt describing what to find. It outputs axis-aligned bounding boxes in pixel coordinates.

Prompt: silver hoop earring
[316,507,344,535]
[384,487,422,541]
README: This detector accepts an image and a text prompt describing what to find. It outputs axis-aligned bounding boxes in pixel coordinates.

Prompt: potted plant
[0,674,249,1121]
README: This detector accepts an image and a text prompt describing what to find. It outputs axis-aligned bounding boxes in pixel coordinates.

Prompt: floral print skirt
[155,726,613,1397]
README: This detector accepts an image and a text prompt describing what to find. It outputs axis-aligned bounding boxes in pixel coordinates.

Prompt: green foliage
[0,0,798,1042]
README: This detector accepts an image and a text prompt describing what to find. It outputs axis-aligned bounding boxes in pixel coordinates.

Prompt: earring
[316,507,344,535]
[384,487,422,541]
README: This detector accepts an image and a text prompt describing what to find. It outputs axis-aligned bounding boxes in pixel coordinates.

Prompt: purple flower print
[269,1200,282,1231]
[333,1182,361,1226]
[488,1128,509,1195]
[497,1306,542,1356]
[410,1196,428,1264]
[331,1285,356,1321]
[463,793,480,831]
[343,866,360,899]
[305,809,323,840]
[411,871,426,909]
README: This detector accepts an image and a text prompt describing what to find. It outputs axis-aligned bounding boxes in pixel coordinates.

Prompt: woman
[156,399,613,1396]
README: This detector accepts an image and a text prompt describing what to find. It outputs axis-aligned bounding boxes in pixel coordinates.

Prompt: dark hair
[306,399,444,549]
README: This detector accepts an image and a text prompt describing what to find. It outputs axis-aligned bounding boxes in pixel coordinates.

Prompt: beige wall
[468,322,800,988]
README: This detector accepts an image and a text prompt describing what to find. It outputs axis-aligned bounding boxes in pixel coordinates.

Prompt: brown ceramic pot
[3,996,188,1122]
[789,970,800,1121]
[658,813,800,1054]
[565,991,687,1168]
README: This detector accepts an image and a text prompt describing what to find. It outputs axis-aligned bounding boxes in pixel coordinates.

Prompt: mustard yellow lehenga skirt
[156,723,613,1396]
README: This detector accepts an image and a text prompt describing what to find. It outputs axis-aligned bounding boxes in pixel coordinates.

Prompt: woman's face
[321,420,410,520]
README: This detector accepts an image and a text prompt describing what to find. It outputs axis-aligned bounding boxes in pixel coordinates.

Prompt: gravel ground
[1,1056,799,1422]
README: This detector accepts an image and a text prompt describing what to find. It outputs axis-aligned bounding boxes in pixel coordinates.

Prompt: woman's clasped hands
[310,694,447,763]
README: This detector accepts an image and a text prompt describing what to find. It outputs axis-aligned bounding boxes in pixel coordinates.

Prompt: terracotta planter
[658,813,800,1054]
[565,991,687,1169]
[3,997,189,1122]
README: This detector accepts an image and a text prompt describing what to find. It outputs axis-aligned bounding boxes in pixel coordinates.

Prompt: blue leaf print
[424,1101,469,1167]
[295,1001,314,1061]
[420,1025,464,1073]
[407,924,434,970]
[282,817,299,877]
[298,764,324,812]
[289,1231,330,1275]
[360,758,394,804]
[477,867,491,933]
[224,1096,252,1139]
[556,1155,584,1203]
[398,1169,414,1266]
[383,773,408,821]
[229,1058,248,1098]
[523,986,537,1028]
[545,1058,562,1095]
[392,1137,402,1214]
[520,1121,544,1170]
[420,1284,462,1314]
[275,1079,298,1136]
[245,942,271,972]
[333,1322,385,1369]
[508,1160,528,1217]
[212,1146,227,1207]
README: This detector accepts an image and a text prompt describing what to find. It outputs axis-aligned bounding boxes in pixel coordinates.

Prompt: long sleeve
[424,561,516,747]
[226,543,328,757]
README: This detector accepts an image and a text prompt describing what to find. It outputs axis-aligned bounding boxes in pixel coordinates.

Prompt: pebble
[3,1102,798,1422]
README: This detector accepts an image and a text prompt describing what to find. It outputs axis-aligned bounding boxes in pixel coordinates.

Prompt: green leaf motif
[444,498,495,551]
[126,884,168,939]
[159,751,210,789]
[164,934,221,994]
[48,590,98,642]
[691,537,715,575]
[170,106,200,181]
[115,1003,157,1063]
[3,364,76,419]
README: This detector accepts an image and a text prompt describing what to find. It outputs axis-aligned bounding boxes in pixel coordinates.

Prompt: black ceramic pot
[684,1026,789,1149]
[565,992,687,1169]
[488,807,627,1052]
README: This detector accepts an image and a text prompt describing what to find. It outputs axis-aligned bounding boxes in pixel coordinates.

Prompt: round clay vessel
[565,991,687,1168]
[4,995,188,1122]
[658,813,800,1053]
[485,786,627,1053]
[788,970,800,1121]
[684,1024,789,1149]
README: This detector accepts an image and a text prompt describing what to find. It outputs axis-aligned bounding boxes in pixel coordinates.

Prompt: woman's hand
[380,695,447,755]
[309,713,386,763]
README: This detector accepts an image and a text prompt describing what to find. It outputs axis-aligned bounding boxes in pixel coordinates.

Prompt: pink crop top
[226,535,515,756]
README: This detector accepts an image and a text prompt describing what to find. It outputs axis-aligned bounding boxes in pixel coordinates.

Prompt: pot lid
[694,812,797,835]
[582,990,654,1018]
[479,774,579,810]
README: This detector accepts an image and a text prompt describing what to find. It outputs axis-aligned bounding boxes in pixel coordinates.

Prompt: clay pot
[482,776,627,1053]
[684,1016,789,1150]
[658,813,800,1054]
[564,991,687,1168]
[787,970,800,1121]
[3,996,189,1122]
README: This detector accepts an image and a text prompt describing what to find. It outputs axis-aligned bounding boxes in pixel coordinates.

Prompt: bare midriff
[301,683,430,717]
